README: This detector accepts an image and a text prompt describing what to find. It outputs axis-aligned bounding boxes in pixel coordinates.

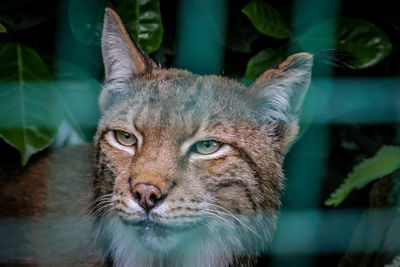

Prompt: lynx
[0,8,313,267]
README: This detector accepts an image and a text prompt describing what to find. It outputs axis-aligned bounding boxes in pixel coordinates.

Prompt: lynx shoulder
[0,7,313,267]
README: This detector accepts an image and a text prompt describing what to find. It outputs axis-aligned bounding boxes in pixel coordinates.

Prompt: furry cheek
[99,139,134,177]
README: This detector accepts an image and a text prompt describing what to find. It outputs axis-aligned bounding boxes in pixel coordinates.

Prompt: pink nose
[132,183,162,212]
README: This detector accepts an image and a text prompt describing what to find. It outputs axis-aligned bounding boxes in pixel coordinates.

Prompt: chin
[118,216,201,252]
[92,212,276,267]
[92,215,203,266]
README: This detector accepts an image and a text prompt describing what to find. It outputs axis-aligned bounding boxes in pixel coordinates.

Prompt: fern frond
[325,146,400,207]
[385,254,400,267]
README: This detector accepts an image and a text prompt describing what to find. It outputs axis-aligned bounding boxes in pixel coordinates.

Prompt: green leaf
[42,58,101,148]
[244,46,288,79]
[68,0,106,45]
[242,1,291,39]
[325,146,400,207]
[0,44,62,165]
[226,28,259,54]
[298,18,393,69]
[386,254,400,267]
[116,0,164,54]
[49,59,101,145]
[226,5,260,53]
[0,23,6,33]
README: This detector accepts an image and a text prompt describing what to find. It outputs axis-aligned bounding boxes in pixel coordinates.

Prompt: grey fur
[92,8,314,267]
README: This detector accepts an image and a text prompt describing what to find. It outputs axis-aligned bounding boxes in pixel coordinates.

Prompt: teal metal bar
[272,0,339,265]
[175,0,227,74]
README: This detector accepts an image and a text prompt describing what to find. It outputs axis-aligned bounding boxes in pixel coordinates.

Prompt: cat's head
[92,8,312,265]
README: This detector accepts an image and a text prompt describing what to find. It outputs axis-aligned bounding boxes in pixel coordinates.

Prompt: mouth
[119,215,204,247]
[120,216,189,241]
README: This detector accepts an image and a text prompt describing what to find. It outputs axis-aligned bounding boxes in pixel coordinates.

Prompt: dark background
[0,0,399,266]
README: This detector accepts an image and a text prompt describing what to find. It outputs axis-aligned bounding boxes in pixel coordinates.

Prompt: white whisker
[201,202,262,240]
[91,203,115,217]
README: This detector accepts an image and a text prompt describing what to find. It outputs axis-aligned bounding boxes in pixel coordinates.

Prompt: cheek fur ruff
[92,212,277,267]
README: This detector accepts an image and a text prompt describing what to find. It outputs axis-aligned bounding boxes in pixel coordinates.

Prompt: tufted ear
[100,8,156,112]
[247,53,313,152]
[101,7,155,82]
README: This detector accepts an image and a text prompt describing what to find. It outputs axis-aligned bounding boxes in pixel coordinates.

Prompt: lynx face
[91,8,313,267]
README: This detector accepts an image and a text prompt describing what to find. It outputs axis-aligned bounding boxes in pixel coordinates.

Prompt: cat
[0,7,313,267]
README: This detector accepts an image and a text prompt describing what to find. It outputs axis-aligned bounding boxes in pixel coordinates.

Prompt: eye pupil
[194,140,222,155]
[114,130,137,146]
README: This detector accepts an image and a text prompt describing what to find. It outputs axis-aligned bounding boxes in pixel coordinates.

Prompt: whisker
[90,193,113,205]
[201,203,262,240]
[201,210,237,230]
[87,199,113,213]
[88,198,114,215]
[91,203,115,217]
[200,210,241,239]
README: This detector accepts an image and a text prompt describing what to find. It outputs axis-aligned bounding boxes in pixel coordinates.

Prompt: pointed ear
[101,8,155,82]
[247,53,313,152]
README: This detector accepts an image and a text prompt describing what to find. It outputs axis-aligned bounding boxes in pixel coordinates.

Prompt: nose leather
[131,183,162,212]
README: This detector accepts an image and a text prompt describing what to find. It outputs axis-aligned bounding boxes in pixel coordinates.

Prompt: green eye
[194,140,223,155]
[114,130,137,146]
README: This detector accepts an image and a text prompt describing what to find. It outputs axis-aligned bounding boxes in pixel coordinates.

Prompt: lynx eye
[194,140,223,155]
[114,130,137,146]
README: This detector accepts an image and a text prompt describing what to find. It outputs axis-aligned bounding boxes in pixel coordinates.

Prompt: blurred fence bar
[175,0,227,74]
[1,209,399,263]
[0,77,398,129]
